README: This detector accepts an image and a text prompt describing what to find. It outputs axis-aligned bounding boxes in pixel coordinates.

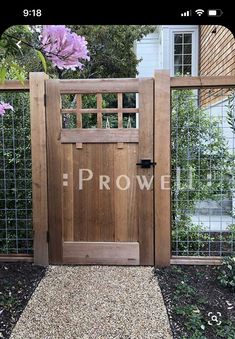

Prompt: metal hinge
[44,93,47,106]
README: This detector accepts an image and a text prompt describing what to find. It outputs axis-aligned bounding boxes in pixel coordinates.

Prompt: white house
[136,25,199,77]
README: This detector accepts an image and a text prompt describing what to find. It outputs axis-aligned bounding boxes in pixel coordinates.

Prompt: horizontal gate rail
[0,80,30,91]
[0,254,33,262]
[170,256,222,265]
[170,76,235,88]
[57,78,142,93]
[60,129,139,143]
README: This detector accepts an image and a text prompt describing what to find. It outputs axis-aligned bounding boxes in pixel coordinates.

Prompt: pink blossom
[0,102,14,117]
[40,25,90,70]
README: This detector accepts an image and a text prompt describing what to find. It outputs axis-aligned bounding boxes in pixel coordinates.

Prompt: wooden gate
[6,72,234,266]
[46,78,155,265]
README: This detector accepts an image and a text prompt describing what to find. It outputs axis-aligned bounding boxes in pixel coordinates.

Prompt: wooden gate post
[154,70,171,266]
[29,72,49,266]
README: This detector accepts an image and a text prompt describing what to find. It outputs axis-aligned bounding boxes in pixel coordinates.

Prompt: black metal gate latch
[136,159,156,168]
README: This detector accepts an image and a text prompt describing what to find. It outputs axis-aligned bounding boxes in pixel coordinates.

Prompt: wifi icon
[195,9,204,16]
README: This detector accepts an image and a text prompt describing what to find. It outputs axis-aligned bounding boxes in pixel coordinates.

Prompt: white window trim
[168,26,199,76]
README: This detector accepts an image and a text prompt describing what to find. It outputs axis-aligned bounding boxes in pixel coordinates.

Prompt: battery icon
[208,9,223,17]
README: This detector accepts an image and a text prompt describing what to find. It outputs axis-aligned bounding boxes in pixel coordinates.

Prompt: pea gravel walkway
[10,266,172,339]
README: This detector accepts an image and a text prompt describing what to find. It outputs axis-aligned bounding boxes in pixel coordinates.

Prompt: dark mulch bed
[155,265,235,339]
[0,263,46,339]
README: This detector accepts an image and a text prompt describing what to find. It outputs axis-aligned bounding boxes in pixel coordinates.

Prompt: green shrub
[172,219,211,255]
[215,320,235,339]
[227,224,235,243]
[174,305,206,339]
[217,256,235,291]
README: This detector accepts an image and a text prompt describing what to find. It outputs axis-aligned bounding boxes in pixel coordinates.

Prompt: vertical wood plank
[154,70,171,267]
[73,144,88,241]
[138,78,154,265]
[76,94,82,128]
[62,144,74,241]
[29,72,49,266]
[87,144,101,241]
[118,93,123,128]
[46,79,63,264]
[127,145,138,241]
[99,144,115,241]
[114,146,129,241]
[97,94,102,128]
[113,144,138,242]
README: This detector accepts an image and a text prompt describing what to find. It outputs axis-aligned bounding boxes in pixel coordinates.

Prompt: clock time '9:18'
[23,9,42,17]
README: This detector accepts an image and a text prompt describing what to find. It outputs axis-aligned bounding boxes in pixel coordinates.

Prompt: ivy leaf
[36,50,47,73]
[0,66,6,84]
[227,110,235,132]
[11,63,26,85]
[226,93,235,133]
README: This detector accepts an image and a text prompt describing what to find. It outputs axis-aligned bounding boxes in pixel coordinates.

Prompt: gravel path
[10,266,172,339]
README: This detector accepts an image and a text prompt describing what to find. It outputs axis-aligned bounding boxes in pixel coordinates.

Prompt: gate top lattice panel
[49,78,146,145]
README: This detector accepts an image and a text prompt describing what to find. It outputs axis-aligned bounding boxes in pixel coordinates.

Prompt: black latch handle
[136,159,156,168]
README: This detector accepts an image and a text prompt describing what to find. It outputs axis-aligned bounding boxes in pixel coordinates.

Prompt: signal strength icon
[195,9,204,16]
[181,10,191,17]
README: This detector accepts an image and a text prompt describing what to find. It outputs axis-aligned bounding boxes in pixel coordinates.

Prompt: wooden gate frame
[29,71,171,267]
[29,72,235,266]
[29,72,49,266]
[154,71,171,267]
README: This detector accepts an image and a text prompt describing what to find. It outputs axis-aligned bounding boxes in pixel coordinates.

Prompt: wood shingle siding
[200,25,235,76]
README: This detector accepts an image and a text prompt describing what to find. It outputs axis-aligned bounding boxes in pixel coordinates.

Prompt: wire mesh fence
[171,87,235,256]
[0,91,32,254]
[1,81,235,259]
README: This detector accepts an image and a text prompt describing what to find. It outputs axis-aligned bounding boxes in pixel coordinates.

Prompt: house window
[174,33,192,76]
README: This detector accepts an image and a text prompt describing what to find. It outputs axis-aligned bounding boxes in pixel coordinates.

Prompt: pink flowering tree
[0,102,14,117]
[0,26,90,115]
[1,25,90,82]
[40,25,90,71]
